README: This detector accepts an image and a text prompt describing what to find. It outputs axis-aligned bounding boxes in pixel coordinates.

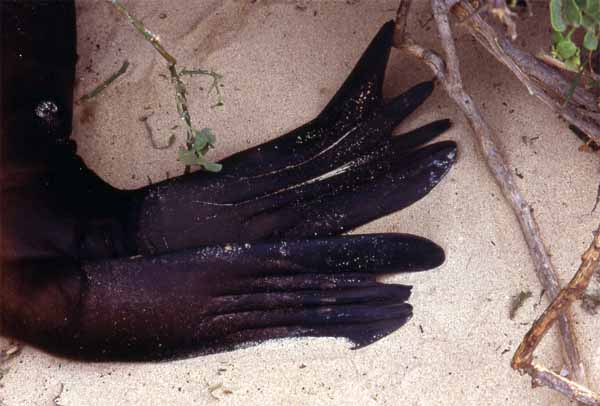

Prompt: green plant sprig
[550,0,600,71]
[180,69,224,108]
[109,0,223,172]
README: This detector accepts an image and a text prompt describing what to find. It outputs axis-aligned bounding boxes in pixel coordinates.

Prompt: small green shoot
[109,0,223,172]
[180,68,224,108]
[562,67,584,107]
[178,128,222,172]
[550,0,600,71]
[169,65,222,172]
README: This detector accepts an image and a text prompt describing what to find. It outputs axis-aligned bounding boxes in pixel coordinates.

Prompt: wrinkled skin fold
[0,1,457,361]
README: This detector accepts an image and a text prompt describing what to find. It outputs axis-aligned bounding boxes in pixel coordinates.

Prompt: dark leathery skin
[0,1,456,361]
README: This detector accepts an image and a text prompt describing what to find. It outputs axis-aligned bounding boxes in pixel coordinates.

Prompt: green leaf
[192,133,208,151]
[584,28,599,50]
[556,39,579,58]
[190,128,217,155]
[178,148,200,165]
[582,14,596,28]
[202,161,222,172]
[585,0,600,17]
[552,30,566,45]
[177,146,222,172]
[197,127,216,145]
[551,0,567,31]
[565,52,582,69]
[565,0,583,26]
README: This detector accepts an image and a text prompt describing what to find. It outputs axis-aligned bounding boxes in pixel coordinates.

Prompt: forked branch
[393,0,588,399]
[512,227,600,405]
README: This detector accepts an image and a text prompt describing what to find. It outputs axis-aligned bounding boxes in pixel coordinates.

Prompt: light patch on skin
[249,126,359,180]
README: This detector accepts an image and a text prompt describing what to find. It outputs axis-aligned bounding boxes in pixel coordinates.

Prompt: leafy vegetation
[177,128,222,172]
[550,0,600,70]
[110,0,223,172]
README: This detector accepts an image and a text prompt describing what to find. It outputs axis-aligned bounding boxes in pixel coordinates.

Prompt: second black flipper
[218,21,402,177]
[134,130,456,252]
[0,234,443,361]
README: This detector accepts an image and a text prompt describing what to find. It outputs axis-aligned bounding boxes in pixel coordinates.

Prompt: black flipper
[1,1,456,362]
[219,315,412,351]
[249,142,457,240]
[130,24,453,254]
[214,23,436,179]
[217,21,397,177]
[136,81,438,210]
[318,20,393,122]
[1,234,441,361]
[393,119,452,150]
[134,134,456,251]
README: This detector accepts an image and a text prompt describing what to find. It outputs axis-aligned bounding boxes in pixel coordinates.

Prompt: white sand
[1,1,599,405]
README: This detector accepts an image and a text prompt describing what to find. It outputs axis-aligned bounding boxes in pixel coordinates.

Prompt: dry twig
[393,0,586,393]
[512,227,600,405]
[445,0,587,386]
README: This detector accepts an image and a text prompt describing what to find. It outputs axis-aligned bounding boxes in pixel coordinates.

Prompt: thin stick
[169,65,194,148]
[513,227,600,368]
[394,0,412,46]
[447,0,588,384]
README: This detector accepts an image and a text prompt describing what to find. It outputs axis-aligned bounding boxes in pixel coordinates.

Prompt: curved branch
[393,0,586,392]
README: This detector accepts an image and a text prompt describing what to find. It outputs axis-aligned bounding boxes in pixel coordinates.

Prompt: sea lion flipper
[2,0,456,362]
[217,21,403,177]
[316,20,394,123]
[1,234,442,360]
[232,140,457,241]
[283,141,456,239]
[213,302,414,352]
[135,113,456,251]
[392,119,452,150]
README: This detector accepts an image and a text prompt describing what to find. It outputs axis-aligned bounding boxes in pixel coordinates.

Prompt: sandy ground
[2,0,600,405]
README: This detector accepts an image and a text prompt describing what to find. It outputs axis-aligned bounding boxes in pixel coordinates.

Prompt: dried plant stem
[447,0,592,387]
[512,226,600,405]
[394,0,412,46]
[109,0,176,65]
[430,1,600,403]
[393,0,585,388]
[169,65,195,150]
[107,0,223,173]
